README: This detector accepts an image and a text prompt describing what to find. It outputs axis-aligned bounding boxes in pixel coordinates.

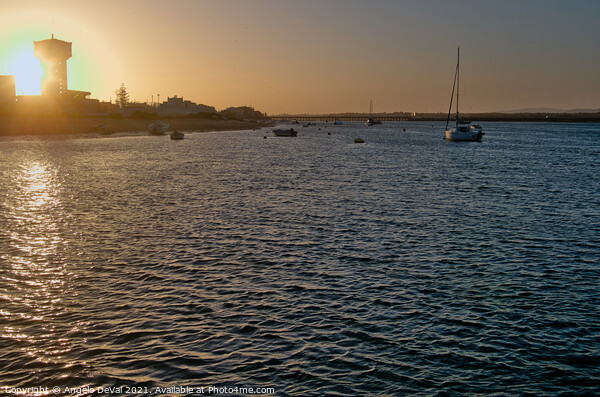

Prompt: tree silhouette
[114,83,130,108]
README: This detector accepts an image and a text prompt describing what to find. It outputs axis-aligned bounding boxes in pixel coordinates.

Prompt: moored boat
[365,116,382,126]
[365,100,382,126]
[445,48,484,142]
[170,130,184,140]
[273,128,297,137]
[148,120,169,135]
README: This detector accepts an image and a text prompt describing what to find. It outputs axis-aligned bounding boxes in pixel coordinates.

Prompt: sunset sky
[1,0,599,114]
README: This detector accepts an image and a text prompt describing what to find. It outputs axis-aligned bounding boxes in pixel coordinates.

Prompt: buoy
[328,132,331,135]
[403,128,406,131]
[263,136,267,139]
[355,138,364,143]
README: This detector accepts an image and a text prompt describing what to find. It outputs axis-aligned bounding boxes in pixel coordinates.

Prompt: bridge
[268,114,412,122]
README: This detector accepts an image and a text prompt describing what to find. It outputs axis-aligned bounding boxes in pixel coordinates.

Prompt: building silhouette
[0,75,15,102]
[157,95,217,117]
[34,34,72,96]
[12,34,109,116]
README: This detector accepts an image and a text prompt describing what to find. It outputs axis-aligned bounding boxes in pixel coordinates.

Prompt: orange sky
[1,0,599,114]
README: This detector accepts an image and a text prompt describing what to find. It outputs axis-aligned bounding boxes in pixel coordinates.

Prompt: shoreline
[0,116,273,136]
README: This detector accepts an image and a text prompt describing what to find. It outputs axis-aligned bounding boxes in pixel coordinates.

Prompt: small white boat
[273,128,297,137]
[445,48,484,142]
[148,120,169,135]
[170,130,184,140]
[334,120,343,125]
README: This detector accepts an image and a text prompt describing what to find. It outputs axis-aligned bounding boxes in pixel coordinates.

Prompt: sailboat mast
[456,47,460,123]
[445,48,459,131]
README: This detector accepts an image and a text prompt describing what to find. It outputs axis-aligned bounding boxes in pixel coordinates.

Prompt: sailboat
[365,99,382,126]
[445,48,484,142]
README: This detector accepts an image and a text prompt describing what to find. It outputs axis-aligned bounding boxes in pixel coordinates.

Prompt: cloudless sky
[1,0,599,114]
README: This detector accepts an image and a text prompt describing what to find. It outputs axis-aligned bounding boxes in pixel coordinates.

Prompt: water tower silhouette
[34,34,72,96]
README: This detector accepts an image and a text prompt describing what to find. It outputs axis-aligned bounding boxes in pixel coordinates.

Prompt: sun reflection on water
[1,159,76,371]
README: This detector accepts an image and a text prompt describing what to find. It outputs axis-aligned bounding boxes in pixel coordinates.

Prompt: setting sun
[0,4,120,102]
[7,49,41,95]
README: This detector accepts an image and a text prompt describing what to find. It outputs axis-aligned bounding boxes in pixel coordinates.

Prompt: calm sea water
[1,122,599,396]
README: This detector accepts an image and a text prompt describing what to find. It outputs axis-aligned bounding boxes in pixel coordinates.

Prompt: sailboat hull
[445,126,483,142]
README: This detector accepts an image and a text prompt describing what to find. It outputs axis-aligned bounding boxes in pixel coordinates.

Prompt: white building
[158,95,217,117]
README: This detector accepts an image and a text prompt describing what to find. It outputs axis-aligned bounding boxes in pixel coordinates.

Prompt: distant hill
[499,107,600,114]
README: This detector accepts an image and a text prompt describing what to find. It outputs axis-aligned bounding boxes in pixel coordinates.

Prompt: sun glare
[8,49,42,95]
[0,6,121,100]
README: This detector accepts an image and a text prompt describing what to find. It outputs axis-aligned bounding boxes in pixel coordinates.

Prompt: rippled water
[1,122,599,396]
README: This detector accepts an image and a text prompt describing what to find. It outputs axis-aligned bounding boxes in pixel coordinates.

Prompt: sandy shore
[0,116,272,136]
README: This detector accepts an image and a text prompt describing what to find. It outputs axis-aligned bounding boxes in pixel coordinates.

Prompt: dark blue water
[1,122,599,396]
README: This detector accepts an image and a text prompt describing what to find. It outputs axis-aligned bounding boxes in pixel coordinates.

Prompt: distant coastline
[0,115,273,136]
